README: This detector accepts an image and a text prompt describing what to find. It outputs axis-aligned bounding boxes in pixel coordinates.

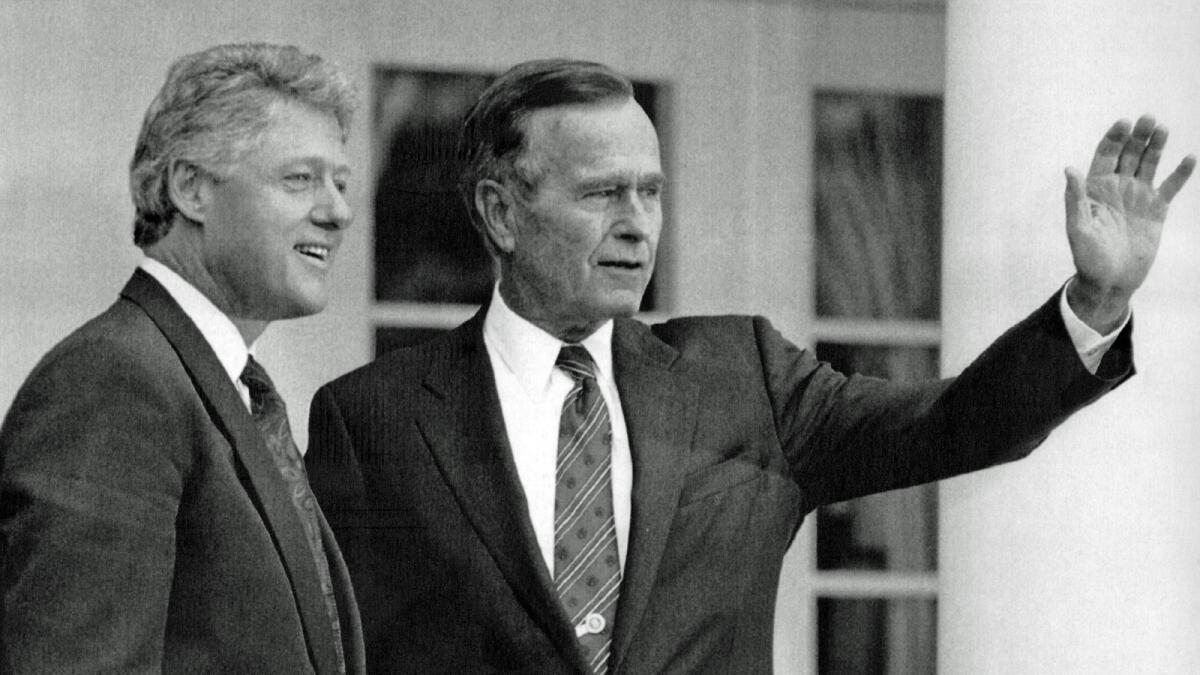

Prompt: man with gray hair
[306,58,1192,673]
[0,43,364,673]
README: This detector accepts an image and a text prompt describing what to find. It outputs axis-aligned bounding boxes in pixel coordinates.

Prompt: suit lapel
[121,269,342,675]
[414,312,590,672]
[608,319,699,669]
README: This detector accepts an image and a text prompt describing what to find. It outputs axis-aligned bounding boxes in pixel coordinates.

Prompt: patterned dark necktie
[240,356,345,674]
[553,345,621,674]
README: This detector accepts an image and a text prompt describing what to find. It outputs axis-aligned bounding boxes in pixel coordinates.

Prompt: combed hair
[457,59,634,233]
[129,42,358,247]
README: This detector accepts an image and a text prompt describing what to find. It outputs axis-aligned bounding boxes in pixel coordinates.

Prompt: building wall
[939,1,1200,671]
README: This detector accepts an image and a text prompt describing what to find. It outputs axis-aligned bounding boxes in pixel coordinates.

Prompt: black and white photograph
[1,1,1197,673]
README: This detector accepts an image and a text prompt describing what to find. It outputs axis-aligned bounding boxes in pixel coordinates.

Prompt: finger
[1158,154,1197,204]
[1064,166,1089,229]
[1134,125,1168,183]
[1116,114,1156,176]
[1088,118,1132,177]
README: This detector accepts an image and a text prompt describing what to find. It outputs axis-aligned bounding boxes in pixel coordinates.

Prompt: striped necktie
[553,345,621,674]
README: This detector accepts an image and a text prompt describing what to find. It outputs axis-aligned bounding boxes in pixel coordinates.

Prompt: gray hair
[457,59,634,243]
[130,42,358,247]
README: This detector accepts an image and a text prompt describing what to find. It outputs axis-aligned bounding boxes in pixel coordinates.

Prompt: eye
[583,187,623,203]
[283,172,315,190]
[334,178,349,195]
[640,185,662,198]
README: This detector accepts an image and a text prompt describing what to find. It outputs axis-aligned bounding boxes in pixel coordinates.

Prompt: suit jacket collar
[120,268,351,675]
[416,311,699,672]
[137,257,249,384]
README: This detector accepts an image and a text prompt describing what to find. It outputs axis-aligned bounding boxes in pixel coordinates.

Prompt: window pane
[818,597,936,675]
[815,342,939,572]
[817,485,937,572]
[814,92,943,320]
[372,69,493,305]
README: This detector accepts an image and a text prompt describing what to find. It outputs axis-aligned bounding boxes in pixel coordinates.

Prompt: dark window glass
[818,597,936,675]
[814,92,943,320]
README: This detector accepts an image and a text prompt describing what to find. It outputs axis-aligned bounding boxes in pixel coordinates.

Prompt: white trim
[811,318,941,347]
[812,570,939,597]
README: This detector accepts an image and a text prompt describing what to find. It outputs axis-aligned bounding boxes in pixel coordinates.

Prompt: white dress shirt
[139,258,256,411]
[483,287,633,576]
[481,281,1124,577]
[1059,278,1129,374]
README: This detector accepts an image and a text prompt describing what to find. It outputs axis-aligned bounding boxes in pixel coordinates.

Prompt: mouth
[597,260,644,271]
[294,243,332,263]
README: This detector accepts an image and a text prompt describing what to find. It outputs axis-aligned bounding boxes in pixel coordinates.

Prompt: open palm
[1065,115,1194,328]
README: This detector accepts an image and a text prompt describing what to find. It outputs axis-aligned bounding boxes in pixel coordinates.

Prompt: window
[809,91,944,674]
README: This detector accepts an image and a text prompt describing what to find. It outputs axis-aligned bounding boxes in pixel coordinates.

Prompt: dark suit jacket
[0,270,365,674]
[305,293,1132,674]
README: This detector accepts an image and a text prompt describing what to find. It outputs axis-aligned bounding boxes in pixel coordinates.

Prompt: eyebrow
[576,171,666,191]
[286,156,353,175]
[640,172,666,187]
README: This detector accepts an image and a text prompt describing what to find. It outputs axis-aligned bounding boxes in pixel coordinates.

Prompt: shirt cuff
[1059,279,1131,374]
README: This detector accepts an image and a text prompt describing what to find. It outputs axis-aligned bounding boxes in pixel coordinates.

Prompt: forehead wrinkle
[249,105,349,176]
[520,100,660,178]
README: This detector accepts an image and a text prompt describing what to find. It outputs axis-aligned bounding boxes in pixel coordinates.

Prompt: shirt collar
[483,284,614,400]
[139,257,254,385]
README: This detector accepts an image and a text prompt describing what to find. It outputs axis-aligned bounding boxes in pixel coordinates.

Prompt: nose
[311,179,353,230]
[613,190,659,243]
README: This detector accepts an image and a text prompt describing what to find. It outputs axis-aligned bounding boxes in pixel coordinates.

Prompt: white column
[940,1,1200,673]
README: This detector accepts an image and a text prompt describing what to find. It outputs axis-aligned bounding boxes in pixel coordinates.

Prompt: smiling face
[498,98,664,341]
[197,99,353,323]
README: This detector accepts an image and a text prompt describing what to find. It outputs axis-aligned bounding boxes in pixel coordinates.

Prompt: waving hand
[1065,114,1195,332]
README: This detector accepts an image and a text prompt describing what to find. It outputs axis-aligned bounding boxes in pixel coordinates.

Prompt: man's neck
[497,280,603,343]
[143,247,268,346]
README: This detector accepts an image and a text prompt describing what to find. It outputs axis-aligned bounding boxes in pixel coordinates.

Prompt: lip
[596,260,646,271]
[294,242,336,266]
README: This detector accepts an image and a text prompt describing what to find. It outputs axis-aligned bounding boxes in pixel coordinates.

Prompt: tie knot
[556,344,597,383]
[239,355,282,417]
[239,355,275,395]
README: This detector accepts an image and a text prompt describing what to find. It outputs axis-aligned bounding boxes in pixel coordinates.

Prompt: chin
[295,296,329,318]
[595,292,644,319]
[271,289,329,320]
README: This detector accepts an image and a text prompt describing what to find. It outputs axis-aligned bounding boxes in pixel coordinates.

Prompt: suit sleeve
[0,340,188,673]
[758,291,1134,512]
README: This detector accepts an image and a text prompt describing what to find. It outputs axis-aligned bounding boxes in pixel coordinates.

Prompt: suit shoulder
[645,314,782,368]
[1,298,195,472]
[319,320,478,399]
[16,299,171,393]
[649,313,762,338]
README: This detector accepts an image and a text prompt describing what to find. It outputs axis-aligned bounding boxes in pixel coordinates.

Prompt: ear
[474,179,520,255]
[167,159,210,224]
